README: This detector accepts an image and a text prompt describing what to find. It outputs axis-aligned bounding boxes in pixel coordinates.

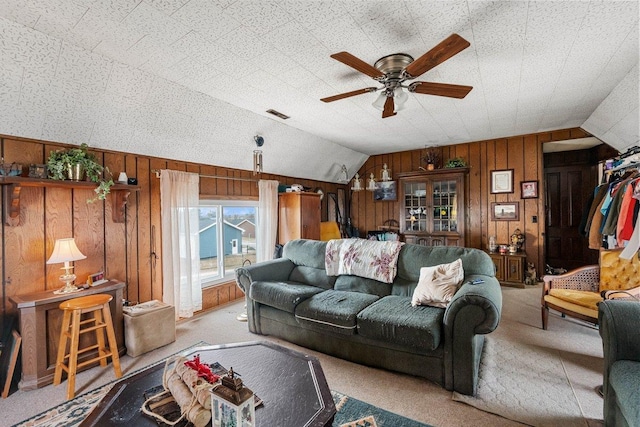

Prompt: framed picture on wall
[491,202,519,221]
[490,169,514,194]
[521,180,539,199]
[374,181,397,201]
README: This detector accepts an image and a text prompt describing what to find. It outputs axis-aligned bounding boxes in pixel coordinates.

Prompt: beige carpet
[452,284,604,427]
[453,336,588,426]
[1,285,604,427]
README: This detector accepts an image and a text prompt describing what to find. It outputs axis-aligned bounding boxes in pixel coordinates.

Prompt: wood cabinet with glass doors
[398,169,467,247]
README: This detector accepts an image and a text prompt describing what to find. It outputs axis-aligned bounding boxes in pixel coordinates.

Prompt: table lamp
[47,238,86,294]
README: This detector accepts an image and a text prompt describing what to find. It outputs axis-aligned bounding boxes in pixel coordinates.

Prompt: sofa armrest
[599,300,640,365]
[444,275,502,333]
[443,275,502,395]
[598,300,640,425]
[235,258,296,294]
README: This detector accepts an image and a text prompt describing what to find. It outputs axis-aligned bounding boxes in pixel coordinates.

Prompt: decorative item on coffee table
[211,367,255,427]
[142,354,218,427]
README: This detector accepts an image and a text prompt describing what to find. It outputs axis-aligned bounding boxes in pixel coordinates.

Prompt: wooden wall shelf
[0,176,140,226]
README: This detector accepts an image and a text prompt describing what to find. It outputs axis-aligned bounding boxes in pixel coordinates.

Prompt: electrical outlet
[532,215,538,223]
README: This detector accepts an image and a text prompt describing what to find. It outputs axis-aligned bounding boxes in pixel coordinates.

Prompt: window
[199,200,258,287]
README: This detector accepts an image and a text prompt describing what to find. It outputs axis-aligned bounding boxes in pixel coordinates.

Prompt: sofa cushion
[396,245,495,282]
[283,239,327,269]
[548,289,601,311]
[610,360,640,425]
[250,281,324,314]
[295,290,379,335]
[289,265,335,290]
[334,275,391,297]
[357,295,444,351]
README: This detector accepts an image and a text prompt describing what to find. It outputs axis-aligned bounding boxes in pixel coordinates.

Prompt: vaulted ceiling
[0,1,637,182]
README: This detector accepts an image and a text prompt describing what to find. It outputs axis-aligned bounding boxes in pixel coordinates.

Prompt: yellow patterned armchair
[541,250,640,330]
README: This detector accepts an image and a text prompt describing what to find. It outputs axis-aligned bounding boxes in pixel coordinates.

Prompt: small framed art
[491,202,519,221]
[374,181,397,201]
[491,169,514,194]
[521,180,539,199]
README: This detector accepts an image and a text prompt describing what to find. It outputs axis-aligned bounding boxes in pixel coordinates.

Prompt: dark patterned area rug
[13,343,431,427]
[332,391,432,427]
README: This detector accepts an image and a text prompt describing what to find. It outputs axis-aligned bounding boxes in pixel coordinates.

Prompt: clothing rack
[619,145,640,159]
[151,169,259,183]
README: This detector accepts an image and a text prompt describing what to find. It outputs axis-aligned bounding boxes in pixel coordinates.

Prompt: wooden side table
[9,280,125,390]
[487,251,527,288]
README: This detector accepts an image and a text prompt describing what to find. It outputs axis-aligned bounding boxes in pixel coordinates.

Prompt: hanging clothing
[616,178,639,243]
[589,197,607,250]
[583,183,609,241]
[602,180,631,236]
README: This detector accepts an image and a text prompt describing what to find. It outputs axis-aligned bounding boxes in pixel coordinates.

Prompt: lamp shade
[47,238,86,264]
[394,88,408,111]
[372,92,386,111]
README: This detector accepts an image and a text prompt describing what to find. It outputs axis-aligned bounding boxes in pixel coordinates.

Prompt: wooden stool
[53,294,122,399]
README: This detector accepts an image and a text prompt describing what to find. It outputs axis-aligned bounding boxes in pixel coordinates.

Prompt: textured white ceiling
[0,1,637,182]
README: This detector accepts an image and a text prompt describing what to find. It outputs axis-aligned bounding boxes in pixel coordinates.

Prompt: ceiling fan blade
[404,34,470,79]
[330,52,385,79]
[321,87,378,103]
[410,82,473,99]
[382,96,396,118]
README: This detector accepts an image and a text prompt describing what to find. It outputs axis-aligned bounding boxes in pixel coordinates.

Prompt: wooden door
[544,152,599,271]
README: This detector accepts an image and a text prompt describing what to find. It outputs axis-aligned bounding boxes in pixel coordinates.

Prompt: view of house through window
[199,200,258,287]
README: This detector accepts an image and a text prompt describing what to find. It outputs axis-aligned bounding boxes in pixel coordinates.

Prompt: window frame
[198,198,259,288]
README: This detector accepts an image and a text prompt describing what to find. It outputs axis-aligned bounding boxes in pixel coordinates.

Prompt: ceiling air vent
[266,109,290,120]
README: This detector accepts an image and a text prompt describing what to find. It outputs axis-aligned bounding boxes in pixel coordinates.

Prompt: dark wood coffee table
[80,341,335,427]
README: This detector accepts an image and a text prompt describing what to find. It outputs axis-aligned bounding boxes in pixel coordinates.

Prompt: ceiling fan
[320,34,473,118]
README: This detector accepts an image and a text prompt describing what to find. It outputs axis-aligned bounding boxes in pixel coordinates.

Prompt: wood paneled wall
[0,135,345,325]
[350,127,592,275]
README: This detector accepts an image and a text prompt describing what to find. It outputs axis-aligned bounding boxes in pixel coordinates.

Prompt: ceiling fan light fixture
[372,92,386,111]
[394,88,408,111]
[321,34,472,118]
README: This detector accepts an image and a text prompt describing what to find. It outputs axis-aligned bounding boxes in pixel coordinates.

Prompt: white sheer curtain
[257,180,279,262]
[160,170,202,319]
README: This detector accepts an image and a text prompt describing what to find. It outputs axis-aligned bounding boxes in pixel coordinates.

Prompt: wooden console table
[10,280,126,390]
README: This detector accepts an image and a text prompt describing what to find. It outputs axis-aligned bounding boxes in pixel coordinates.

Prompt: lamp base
[53,273,82,295]
[54,284,82,295]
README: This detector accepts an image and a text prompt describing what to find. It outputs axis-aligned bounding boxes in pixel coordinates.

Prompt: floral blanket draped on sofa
[325,239,404,283]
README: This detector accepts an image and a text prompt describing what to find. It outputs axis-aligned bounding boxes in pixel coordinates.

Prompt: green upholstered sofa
[599,300,640,427]
[235,239,502,396]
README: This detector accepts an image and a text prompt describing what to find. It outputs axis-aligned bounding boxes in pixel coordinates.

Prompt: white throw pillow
[411,258,464,308]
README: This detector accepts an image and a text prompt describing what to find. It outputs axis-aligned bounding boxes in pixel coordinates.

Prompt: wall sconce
[338,164,349,183]
[351,173,363,191]
[46,237,86,294]
[253,135,264,175]
[367,173,377,191]
[351,163,392,192]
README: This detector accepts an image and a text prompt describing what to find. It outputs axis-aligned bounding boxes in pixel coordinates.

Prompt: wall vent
[266,109,290,120]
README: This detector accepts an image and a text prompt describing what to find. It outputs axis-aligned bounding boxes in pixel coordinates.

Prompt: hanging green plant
[444,157,467,168]
[47,143,114,201]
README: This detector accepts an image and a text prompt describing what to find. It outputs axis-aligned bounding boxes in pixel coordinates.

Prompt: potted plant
[422,147,440,170]
[47,143,114,201]
[444,157,467,168]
